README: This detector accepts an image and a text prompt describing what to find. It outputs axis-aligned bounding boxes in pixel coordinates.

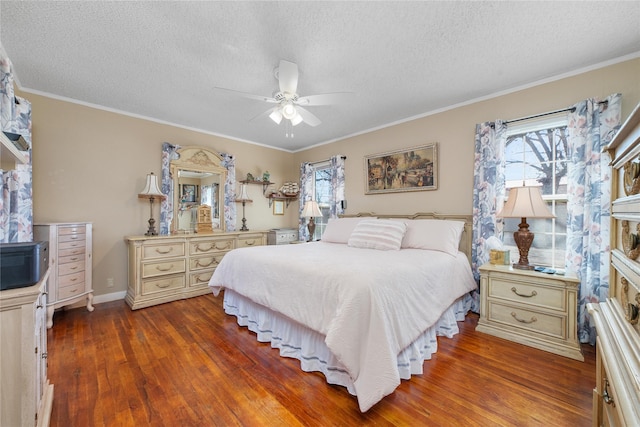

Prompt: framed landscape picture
[364,143,438,194]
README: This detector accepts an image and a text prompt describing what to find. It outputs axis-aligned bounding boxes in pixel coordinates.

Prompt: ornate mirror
[166,146,227,234]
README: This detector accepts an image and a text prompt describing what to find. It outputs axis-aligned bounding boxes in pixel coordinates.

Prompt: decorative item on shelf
[235,184,252,231]
[302,200,323,242]
[279,182,300,197]
[263,171,270,182]
[497,186,554,270]
[246,172,254,181]
[138,172,166,236]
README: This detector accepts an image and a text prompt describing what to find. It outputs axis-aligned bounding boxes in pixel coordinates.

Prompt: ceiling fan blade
[296,92,354,106]
[214,87,278,103]
[278,60,299,95]
[296,106,321,127]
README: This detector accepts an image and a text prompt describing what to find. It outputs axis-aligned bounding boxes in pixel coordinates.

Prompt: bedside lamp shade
[302,200,323,241]
[497,186,554,270]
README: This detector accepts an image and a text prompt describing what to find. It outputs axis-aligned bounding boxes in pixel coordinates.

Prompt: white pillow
[321,217,376,244]
[347,219,407,251]
[398,219,464,255]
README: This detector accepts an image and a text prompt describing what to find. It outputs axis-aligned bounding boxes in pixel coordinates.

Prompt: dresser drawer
[142,275,186,295]
[488,277,565,311]
[486,301,565,339]
[142,259,186,279]
[59,239,85,251]
[190,254,225,271]
[58,260,85,276]
[58,252,85,264]
[190,238,235,255]
[58,225,87,236]
[58,232,86,244]
[237,235,263,248]
[142,242,185,260]
[190,270,214,286]
[58,282,85,300]
[58,271,85,288]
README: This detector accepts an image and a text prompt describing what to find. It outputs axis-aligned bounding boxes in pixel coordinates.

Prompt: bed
[208,213,477,412]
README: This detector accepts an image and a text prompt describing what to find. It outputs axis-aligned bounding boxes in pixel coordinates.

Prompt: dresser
[0,271,54,427]
[126,231,266,309]
[34,222,93,328]
[588,102,640,426]
[477,263,583,361]
[267,228,299,245]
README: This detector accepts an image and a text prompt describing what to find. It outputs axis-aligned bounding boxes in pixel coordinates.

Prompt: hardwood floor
[47,293,595,426]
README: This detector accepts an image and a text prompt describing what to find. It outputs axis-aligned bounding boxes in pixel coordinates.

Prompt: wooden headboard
[340,212,473,264]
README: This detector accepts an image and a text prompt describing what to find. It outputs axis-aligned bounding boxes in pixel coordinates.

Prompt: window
[310,161,332,240]
[503,116,568,268]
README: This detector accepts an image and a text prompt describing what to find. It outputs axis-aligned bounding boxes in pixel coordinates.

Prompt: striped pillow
[347,219,407,251]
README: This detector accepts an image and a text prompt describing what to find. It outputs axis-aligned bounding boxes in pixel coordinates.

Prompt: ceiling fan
[215,60,352,131]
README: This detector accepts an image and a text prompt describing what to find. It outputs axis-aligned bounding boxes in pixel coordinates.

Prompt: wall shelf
[240,180,274,194]
[268,195,298,208]
[0,131,28,170]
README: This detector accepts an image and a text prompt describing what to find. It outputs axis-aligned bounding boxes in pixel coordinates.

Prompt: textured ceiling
[1,1,639,152]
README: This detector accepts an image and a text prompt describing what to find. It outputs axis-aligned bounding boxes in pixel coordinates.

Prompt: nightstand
[476,263,583,361]
[267,228,299,245]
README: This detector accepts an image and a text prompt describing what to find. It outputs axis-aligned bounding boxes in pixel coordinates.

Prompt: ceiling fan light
[291,113,303,126]
[282,102,297,120]
[269,109,283,124]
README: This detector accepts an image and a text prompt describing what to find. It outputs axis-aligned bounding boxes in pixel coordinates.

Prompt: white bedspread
[208,241,477,411]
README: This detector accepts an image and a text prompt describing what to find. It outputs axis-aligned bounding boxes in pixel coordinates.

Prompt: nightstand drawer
[488,278,565,311]
[237,235,264,248]
[486,301,565,339]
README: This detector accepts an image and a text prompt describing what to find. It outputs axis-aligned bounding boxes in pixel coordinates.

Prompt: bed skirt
[222,289,474,396]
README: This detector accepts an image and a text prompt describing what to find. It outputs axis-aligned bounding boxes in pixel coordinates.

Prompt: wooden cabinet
[0,272,54,427]
[34,222,93,328]
[126,231,266,309]
[588,102,640,426]
[267,228,299,245]
[476,263,583,361]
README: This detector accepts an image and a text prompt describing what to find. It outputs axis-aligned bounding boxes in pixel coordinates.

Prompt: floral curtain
[298,155,345,241]
[565,93,621,344]
[470,120,507,312]
[1,46,32,243]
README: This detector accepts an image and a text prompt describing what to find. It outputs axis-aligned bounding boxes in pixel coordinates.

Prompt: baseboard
[93,290,127,304]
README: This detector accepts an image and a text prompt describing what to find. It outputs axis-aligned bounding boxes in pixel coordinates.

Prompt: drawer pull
[155,264,174,272]
[216,242,232,250]
[155,247,174,254]
[603,379,615,406]
[511,312,537,324]
[195,259,217,268]
[70,257,79,261]
[511,287,537,298]
[195,243,215,252]
[70,278,78,282]
[244,240,256,246]
[70,266,78,270]
[156,282,171,289]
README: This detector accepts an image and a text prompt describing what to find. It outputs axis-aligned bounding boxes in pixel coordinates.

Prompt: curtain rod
[505,100,608,125]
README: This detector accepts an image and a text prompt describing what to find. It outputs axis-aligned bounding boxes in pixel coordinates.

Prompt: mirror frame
[168,146,227,234]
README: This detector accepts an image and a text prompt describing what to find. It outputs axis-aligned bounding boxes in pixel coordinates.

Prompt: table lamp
[302,200,322,241]
[138,172,165,236]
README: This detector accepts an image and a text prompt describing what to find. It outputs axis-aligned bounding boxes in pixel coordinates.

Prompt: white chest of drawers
[267,228,299,245]
[476,263,583,361]
[126,231,266,309]
[34,222,93,328]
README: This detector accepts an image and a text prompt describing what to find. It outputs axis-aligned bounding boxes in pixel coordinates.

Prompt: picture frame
[364,143,438,194]
[181,184,197,203]
[273,199,285,215]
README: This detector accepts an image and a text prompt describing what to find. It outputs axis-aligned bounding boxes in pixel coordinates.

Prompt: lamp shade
[497,186,554,219]
[269,109,283,124]
[138,172,164,198]
[237,184,250,201]
[302,200,322,218]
